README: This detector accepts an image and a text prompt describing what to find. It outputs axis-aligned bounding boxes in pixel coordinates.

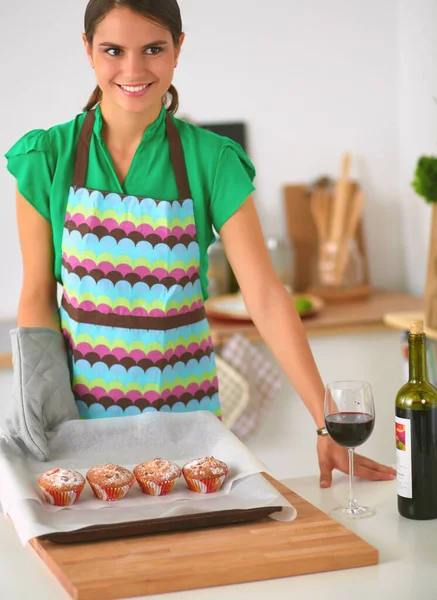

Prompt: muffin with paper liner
[38,468,86,506]
[182,456,228,494]
[86,464,135,501]
[134,458,181,496]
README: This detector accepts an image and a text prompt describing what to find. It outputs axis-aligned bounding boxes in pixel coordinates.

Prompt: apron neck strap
[165,112,191,200]
[72,109,95,189]
[72,107,192,200]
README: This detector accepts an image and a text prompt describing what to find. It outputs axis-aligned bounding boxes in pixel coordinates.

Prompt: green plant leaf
[412,156,437,203]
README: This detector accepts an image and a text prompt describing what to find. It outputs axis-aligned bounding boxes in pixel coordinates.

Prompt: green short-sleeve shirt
[5,105,256,300]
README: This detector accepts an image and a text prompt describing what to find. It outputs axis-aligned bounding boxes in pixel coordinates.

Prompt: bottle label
[396,416,412,498]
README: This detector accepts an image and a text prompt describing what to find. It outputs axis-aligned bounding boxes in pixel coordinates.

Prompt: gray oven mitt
[5,327,79,462]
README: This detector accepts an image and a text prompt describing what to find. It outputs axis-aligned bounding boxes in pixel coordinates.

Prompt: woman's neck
[99,99,163,153]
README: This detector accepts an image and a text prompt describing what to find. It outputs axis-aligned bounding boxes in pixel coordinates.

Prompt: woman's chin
[108,96,160,115]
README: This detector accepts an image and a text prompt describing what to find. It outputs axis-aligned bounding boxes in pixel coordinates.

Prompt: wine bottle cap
[410,320,424,334]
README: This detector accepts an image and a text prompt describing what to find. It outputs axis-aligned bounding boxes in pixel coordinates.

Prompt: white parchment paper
[0,412,296,544]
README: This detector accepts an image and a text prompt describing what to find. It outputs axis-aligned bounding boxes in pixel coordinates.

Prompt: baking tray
[38,504,283,544]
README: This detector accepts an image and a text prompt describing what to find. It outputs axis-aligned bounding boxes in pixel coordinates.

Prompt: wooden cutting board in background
[29,475,378,600]
[283,184,318,291]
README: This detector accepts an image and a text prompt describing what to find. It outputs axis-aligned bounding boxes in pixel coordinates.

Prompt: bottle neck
[409,333,428,382]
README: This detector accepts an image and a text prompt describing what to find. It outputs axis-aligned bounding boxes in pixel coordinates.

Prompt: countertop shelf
[207,289,423,346]
[383,310,437,340]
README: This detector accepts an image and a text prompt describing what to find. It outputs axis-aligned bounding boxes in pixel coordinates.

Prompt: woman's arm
[220,196,325,426]
[6,189,78,462]
[220,196,395,485]
[16,188,59,329]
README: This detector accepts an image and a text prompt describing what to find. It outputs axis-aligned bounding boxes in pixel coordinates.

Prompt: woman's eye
[145,46,163,55]
[105,48,122,57]
[103,46,163,57]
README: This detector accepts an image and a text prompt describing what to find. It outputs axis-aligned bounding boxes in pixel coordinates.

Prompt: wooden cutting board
[29,475,378,600]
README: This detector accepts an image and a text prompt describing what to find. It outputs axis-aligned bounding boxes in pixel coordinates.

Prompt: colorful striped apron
[60,109,221,419]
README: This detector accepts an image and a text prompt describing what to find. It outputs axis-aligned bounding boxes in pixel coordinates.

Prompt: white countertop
[1,472,436,600]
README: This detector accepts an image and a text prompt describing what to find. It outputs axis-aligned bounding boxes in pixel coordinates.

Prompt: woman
[4,0,395,486]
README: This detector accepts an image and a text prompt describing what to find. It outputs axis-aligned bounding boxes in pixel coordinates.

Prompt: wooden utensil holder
[283,182,371,301]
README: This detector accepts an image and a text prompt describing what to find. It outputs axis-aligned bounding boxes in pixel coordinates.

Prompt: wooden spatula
[329,153,356,285]
[330,153,352,245]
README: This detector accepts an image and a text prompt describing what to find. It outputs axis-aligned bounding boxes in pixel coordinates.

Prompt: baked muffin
[86,464,135,501]
[38,468,85,506]
[182,456,228,494]
[134,458,181,496]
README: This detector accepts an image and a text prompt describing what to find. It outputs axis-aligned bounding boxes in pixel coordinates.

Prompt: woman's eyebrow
[98,40,169,48]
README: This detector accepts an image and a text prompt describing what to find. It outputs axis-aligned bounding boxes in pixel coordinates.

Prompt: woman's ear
[174,32,185,68]
[82,33,94,68]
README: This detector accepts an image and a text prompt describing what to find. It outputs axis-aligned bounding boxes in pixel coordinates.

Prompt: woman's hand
[317,436,396,488]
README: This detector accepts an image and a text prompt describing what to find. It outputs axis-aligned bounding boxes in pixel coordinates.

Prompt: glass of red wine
[324,381,376,519]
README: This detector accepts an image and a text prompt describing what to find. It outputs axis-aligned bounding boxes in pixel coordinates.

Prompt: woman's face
[83,7,184,115]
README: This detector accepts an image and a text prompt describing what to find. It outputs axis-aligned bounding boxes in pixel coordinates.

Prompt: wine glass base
[330,505,376,520]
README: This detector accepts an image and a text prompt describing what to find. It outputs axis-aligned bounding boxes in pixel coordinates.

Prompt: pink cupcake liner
[39,483,85,506]
[136,478,176,496]
[88,479,135,501]
[183,474,226,494]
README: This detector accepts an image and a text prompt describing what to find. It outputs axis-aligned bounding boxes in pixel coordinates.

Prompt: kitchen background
[0,0,435,479]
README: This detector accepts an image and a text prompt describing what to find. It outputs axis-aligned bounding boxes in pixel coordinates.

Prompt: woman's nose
[123,53,148,80]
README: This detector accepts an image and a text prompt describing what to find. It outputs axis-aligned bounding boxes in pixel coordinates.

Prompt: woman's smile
[116,82,153,97]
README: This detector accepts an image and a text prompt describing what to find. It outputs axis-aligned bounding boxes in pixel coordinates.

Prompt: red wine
[396,407,437,520]
[325,412,374,448]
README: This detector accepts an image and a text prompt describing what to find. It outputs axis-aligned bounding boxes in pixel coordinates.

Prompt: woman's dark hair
[83,0,182,113]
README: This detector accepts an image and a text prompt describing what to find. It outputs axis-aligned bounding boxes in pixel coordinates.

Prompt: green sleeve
[4,129,54,222]
[210,140,256,232]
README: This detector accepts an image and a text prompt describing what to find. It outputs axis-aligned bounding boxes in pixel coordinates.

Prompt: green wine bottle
[395,320,437,520]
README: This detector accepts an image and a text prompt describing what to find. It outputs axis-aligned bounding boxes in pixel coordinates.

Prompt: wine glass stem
[348,447,358,510]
